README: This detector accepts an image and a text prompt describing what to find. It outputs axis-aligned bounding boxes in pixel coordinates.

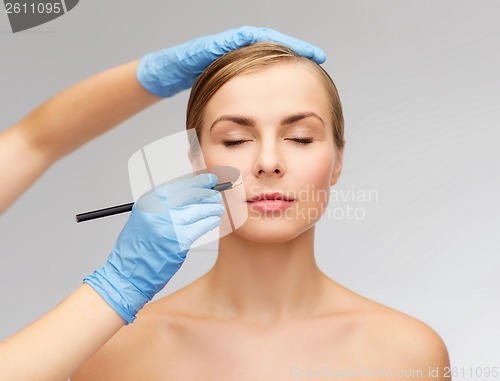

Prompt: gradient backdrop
[1,0,499,372]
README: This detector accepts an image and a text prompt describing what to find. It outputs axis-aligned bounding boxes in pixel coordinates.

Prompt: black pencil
[75,181,242,223]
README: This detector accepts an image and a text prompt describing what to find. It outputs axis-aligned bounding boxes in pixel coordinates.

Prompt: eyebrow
[209,112,325,132]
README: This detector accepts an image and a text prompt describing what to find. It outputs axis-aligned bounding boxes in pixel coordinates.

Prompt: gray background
[1,0,499,372]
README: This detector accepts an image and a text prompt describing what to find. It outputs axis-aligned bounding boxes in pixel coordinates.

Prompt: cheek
[298,147,335,184]
[296,149,335,207]
[199,145,243,168]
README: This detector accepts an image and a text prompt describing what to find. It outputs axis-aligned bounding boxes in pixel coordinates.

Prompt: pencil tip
[232,181,243,188]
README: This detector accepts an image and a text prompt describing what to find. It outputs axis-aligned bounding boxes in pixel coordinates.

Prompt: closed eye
[223,139,247,147]
[222,138,314,148]
[289,138,314,145]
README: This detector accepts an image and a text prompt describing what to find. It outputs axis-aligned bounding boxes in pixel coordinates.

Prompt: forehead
[203,62,330,125]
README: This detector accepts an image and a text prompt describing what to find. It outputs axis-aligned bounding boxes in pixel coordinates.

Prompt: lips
[247,192,295,202]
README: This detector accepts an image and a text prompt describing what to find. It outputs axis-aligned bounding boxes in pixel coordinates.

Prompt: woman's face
[198,61,343,243]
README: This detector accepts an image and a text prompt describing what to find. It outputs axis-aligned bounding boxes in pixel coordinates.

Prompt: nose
[252,149,286,178]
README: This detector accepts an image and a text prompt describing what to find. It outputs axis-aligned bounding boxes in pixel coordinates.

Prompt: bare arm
[0,284,125,381]
[0,59,160,381]
[0,59,161,214]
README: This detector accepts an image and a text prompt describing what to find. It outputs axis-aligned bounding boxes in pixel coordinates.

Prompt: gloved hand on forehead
[84,173,225,324]
[137,25,326,98]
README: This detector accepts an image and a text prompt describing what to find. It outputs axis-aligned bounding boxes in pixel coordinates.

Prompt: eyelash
[222,138,314,147]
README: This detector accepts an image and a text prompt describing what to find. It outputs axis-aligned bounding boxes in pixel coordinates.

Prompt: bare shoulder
[357,297,451,379]
[70,301,178,381]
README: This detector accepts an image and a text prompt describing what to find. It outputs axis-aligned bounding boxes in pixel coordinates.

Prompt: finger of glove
[170,203,224,250]
[170,202,225,226]
[135,188,221,217]
[152,173,219,198]
[167,188,222,208]
[157,177,222,209]
[174,214,222,251]
[135,173,218,212]
[213,26,326,64]
[178,25,328,73]
[252,26,326,64]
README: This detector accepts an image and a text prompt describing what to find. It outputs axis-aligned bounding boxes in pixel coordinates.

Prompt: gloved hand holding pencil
[84,173,225,324]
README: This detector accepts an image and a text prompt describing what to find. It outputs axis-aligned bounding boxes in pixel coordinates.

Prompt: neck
[201,226,330,326]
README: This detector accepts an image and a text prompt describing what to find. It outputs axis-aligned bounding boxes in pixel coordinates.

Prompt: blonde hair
[186,42,345,154]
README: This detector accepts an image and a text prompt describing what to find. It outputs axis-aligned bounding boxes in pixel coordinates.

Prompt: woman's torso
[71,279,435,381]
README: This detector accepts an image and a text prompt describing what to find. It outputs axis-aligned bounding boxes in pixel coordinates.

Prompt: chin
[232,221,311,243]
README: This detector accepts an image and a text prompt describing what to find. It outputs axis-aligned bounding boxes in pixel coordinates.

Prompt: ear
[330,139,346,187]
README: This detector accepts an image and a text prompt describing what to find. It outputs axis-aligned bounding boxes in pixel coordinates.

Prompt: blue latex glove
[84,173,225,324]
[137,25,326,97]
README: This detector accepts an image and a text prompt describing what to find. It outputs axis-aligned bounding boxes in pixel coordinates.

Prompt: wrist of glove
[84,262,152,324]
